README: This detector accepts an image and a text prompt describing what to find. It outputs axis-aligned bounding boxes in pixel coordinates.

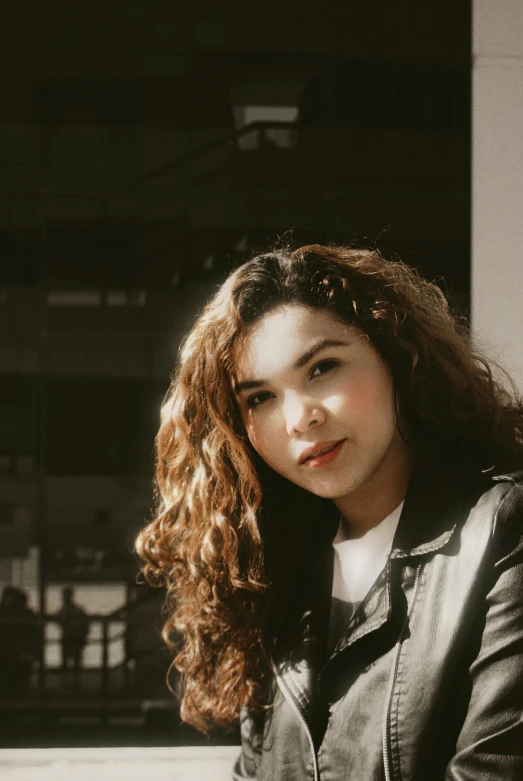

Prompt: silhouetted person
[0,586,41,698]
[57,587,89,685]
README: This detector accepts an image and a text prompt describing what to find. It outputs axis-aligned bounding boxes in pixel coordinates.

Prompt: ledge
[0,746,240,781]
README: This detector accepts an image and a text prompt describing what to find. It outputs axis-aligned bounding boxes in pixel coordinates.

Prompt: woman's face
[234,305,413,528]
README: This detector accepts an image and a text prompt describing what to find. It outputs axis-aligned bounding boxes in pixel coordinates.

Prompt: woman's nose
[284,394,325,437]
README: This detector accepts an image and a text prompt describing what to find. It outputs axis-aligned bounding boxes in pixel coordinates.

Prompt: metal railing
[0,611,169,723]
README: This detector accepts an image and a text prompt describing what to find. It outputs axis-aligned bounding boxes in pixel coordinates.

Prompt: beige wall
[472,0,523,390]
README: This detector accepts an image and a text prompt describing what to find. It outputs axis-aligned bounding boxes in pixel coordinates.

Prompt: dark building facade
[0,0,471,745]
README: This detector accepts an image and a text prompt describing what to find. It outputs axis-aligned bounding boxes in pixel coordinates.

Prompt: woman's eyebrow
[234,338,348,394]
[234,378,265,394]
[293,338,349,370]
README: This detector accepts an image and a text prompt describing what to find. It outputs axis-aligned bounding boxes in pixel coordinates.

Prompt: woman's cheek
[348,383,377,413]
[349,370,392,413]
[246,413,279,460]
[325,380,371,417]
[245,419,265,455]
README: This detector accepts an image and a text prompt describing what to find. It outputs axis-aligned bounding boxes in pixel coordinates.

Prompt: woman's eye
[310,359,338,379]
[246,391,273,409]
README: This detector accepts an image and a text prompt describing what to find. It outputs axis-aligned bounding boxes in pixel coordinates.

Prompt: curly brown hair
[135,244,523,732]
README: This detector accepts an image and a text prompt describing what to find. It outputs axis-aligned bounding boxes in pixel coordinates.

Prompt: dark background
[0,0,470,748]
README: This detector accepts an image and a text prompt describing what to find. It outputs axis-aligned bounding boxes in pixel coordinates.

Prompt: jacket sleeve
[445,484,523,780]
[231,706,263,780]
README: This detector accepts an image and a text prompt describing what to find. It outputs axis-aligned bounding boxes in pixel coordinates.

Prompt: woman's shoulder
[396,445,523,559]
[472,460,523,515]
[461,464,523,565]
[483,464,523,528]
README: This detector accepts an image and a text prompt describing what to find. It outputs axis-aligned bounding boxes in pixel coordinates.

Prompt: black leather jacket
[232,456,523,780]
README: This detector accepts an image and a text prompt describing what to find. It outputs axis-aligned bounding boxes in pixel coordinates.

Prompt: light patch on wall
[233,105,298,150]
[47,290,102,306]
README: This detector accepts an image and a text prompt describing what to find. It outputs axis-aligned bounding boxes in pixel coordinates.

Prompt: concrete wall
[472,0,523,390]
[0,746,239,781]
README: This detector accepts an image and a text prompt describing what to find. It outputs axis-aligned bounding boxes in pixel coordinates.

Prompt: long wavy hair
[136,244,523,732]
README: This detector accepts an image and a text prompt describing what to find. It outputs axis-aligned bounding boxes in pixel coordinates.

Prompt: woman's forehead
[234,305,362,380]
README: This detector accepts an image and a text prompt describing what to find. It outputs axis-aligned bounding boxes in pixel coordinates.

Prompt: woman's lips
[301,439,345,468]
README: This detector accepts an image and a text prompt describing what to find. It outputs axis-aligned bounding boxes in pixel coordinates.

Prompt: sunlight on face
[234,305,413,528]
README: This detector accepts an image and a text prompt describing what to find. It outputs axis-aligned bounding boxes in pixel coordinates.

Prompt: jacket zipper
[273,661,320,781]
[382,564,422,781]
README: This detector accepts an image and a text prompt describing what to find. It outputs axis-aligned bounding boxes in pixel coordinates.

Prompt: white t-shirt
[329,501,404,649]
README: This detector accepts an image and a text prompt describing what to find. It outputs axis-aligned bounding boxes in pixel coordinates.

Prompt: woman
[136,245,523,780]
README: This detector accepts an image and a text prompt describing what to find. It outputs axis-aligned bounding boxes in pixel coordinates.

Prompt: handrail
[0,610,163,721]
[134,120,294,187]
[0,121,295,200]
[106,589,162,620]
[0,613,126,655]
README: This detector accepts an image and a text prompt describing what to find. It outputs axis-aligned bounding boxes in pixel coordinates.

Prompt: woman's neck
[334,441,415,539]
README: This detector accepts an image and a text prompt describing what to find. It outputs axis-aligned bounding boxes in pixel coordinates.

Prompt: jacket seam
[489,482,523,571]
[491,471,523,484]
[491,480,523,535]
[333,570,392,653]
[336,612,389,652]
[389,564,426,781]
[391,528,456,559]
[286,667,310,716]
